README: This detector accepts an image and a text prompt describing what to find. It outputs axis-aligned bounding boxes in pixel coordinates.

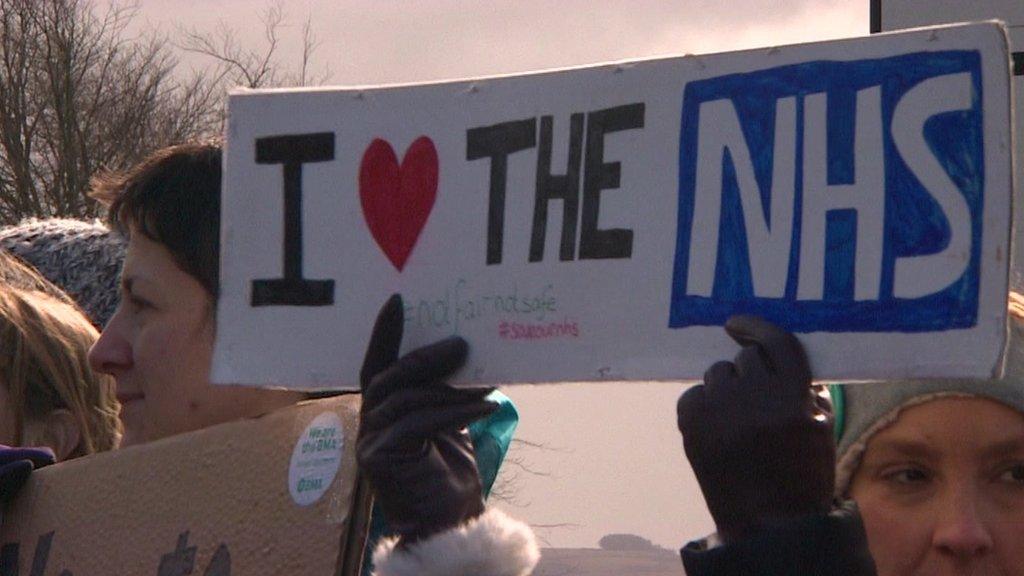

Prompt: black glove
[0,445,55,503]
[357,294,499,546]
[677,315,834,543]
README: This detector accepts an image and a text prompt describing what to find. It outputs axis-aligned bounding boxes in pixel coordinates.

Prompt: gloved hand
[0,445,55,503]
[357,294,499,546]
[677,315,834,544]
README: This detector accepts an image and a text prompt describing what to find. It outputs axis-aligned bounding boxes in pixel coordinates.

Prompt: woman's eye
[884,467,930,485]
[997,463,1024,484]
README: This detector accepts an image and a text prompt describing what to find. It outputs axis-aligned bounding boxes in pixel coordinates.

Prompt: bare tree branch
[175,0,329,90]
[0,0,221,223]
[489,436,570,510]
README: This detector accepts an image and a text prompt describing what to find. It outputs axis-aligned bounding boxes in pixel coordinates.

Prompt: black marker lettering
[158,532,196,576]
[466,119,536,265]
[27,533,52,576]
[579,103,645,260]
[530,114,584,262]
[0,532,55,576]
[203,544,231,576]
[252,133,336,306]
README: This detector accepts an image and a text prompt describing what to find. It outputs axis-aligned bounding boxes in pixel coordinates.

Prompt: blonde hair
[1009,292,1024,322]
[0,286,121,457]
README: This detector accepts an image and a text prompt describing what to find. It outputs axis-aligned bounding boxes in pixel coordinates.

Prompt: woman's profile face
[849,397,1024,576]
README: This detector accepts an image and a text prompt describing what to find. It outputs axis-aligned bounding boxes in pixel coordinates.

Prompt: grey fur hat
[0,218,125,328]
[832,295,1024,496]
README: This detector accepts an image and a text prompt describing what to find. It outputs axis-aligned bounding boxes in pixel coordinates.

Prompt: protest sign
[872,2,1024,293]
[0,396,369,576]
[214,22,1014,389]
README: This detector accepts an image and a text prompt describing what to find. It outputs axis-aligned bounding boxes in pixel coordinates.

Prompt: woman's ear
[22,409,81,462]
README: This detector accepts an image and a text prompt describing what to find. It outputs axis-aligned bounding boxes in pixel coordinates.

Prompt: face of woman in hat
[848,397,1024,576]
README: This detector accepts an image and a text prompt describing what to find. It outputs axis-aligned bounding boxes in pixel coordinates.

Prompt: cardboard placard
[215,22,1013,389]
[0,396,369,576]
[873,2,1024,294]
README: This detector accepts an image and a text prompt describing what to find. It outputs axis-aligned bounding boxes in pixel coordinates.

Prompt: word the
[467,103,645,264]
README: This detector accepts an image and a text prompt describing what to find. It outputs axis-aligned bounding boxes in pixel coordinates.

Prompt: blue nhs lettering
[669,51,983,332]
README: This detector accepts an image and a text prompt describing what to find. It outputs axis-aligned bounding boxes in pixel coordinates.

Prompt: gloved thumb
[724,315,811,394]
[361,294,404,393]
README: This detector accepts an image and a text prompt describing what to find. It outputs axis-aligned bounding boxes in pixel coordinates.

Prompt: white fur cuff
[371,508,540,576]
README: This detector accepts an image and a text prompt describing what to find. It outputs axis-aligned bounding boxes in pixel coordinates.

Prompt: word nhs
[671,52,984,332]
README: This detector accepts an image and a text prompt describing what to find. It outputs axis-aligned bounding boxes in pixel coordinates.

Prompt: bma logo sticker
[288,411,344,507]
[670,51,983,332]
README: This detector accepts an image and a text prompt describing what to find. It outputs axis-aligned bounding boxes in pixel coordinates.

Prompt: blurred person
[0,252,121,459]
[0,287,121,460]
[0,252,122,500]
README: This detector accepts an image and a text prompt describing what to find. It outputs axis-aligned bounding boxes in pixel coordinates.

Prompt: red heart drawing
[359,136,438,271]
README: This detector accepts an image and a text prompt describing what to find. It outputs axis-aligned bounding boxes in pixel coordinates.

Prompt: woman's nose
[88,308,133,375]
[931,486,994,558]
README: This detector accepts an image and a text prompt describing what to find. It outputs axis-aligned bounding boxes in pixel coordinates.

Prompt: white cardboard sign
[214,22,1013,390]
[874,3,1024,293]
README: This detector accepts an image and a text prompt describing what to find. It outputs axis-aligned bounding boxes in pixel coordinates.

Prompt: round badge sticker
[289,411,345,507]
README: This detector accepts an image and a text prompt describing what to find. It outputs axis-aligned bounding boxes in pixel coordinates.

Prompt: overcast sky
[125,1,868,86]
[113,0,869,549]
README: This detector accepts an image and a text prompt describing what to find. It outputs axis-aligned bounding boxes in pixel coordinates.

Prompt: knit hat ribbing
[832,295,1024,496]
[0,218,125,328]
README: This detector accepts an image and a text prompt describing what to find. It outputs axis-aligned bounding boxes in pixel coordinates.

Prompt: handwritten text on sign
[213,23,1012,389]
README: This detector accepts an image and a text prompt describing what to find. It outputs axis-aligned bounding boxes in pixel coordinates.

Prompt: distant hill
[598,533,674,554]
[534,547,680,576]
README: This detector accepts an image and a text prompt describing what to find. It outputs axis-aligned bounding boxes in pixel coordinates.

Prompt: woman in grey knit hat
[678,296,1024,576]
[0,218,124,328]
[830,293,1024,576]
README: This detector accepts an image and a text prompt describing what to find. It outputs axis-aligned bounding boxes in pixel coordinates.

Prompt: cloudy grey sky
[126,1,867,86]
[116,0,868,549]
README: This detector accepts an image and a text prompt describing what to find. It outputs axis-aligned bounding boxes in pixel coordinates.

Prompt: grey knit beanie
[832,295,1024,496]
[0,218,125,328]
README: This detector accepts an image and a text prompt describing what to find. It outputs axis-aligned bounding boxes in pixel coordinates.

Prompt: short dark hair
[90,142,221,297]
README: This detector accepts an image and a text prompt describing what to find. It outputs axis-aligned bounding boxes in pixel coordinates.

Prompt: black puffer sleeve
[680,500,877,576]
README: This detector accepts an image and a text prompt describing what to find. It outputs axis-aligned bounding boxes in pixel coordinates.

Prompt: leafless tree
[490,437,560,507]
[0,0,221,223]
[176,0,330,90]
[490,437,578,545]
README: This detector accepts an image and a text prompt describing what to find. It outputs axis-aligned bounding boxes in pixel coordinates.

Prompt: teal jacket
[360,390,519,575]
